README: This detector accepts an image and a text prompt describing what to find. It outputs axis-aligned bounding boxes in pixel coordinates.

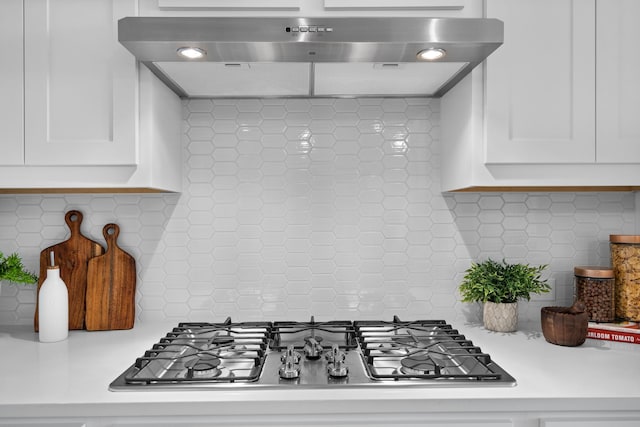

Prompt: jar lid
[610,234,640,244]
[574,266,614,278]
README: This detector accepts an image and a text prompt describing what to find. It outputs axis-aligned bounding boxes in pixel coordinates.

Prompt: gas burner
[303,336,324,359]
[185,354,222,378]
[304,335,323,343]
[399,353,441,376]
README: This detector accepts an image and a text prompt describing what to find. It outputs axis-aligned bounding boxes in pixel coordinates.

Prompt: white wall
[0,98,636,326]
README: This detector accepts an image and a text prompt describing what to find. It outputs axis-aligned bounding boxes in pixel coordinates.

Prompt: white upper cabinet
[0,0,182,192]
[24,0,137,166]
[157,0,300,10]
[441,0,640,191]
[0,0,24,166]
[441,0,640,190]
[596,0,640,163]
[483,0,640,166]
[484,0,596,164]
[323,0,466,11]
[140,0,481,17]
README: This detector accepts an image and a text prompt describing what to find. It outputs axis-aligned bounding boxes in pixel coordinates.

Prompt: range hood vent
[118,17,503,98]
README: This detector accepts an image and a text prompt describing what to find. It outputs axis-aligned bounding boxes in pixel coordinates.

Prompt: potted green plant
[459,258,551,332]
[0,251,38,295]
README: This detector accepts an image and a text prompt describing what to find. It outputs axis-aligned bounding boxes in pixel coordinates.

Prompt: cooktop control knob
[279,359,300,379]
[279,345,301,379]
[327,344,349,378]
[280,345,301,364]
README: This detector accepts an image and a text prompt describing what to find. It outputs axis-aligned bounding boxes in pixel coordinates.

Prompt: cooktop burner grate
[271,316,358,352]
[354,317,504,382]
[125,319,271,384]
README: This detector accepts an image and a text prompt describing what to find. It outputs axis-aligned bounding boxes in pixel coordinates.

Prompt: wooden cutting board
[85,223,137,331]
[35,210,105,331]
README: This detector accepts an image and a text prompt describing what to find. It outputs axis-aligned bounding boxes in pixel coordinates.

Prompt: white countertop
[2,321,640,420]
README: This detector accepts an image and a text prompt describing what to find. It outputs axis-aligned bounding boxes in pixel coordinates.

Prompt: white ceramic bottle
[38,264,69,343]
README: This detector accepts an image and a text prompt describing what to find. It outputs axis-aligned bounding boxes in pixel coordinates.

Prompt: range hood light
[177,47,206,60]
[417,48,446,61]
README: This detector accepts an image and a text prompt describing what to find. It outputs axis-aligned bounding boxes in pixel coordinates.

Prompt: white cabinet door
[24,0,137,166]
[540,418,640,427]
[323,0,466,10]
[157,0,300,9]
[323,0,481,17]
[0,0,24,166]
[485,0,596,164]
[141,0,481,17]
[596,0,640,163]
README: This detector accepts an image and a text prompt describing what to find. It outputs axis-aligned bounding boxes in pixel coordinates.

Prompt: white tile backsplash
[0,97,637,326]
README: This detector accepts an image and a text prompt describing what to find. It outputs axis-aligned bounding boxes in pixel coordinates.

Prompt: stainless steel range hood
[118,17,503,98]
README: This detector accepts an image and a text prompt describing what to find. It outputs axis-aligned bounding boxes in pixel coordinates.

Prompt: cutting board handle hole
[65,210,83,225]
[103,223,120,241]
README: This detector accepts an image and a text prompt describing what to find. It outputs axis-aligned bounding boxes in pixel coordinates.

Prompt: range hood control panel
[286,26,334,33]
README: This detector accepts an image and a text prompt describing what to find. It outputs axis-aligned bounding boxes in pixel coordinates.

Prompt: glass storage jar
[610,234,640,321]
[574,266,615,322]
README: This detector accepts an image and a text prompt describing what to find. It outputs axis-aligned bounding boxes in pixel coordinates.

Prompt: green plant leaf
[0,251,38,285]
[458,258,550,304]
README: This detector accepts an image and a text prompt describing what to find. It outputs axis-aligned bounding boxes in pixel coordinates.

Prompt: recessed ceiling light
[417,48,446,61]
[177,47,206,60]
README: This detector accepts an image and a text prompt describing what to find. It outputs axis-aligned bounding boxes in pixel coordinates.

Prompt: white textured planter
[483,301,518,332]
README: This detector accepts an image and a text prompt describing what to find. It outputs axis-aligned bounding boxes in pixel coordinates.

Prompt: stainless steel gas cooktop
[109,316,516,390]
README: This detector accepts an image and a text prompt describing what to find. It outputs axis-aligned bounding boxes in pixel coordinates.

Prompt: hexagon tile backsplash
[0,98,637,326]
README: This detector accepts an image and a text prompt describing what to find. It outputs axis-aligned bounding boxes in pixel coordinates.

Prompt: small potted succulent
[459,258,551,332]
[0,251,38,295]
